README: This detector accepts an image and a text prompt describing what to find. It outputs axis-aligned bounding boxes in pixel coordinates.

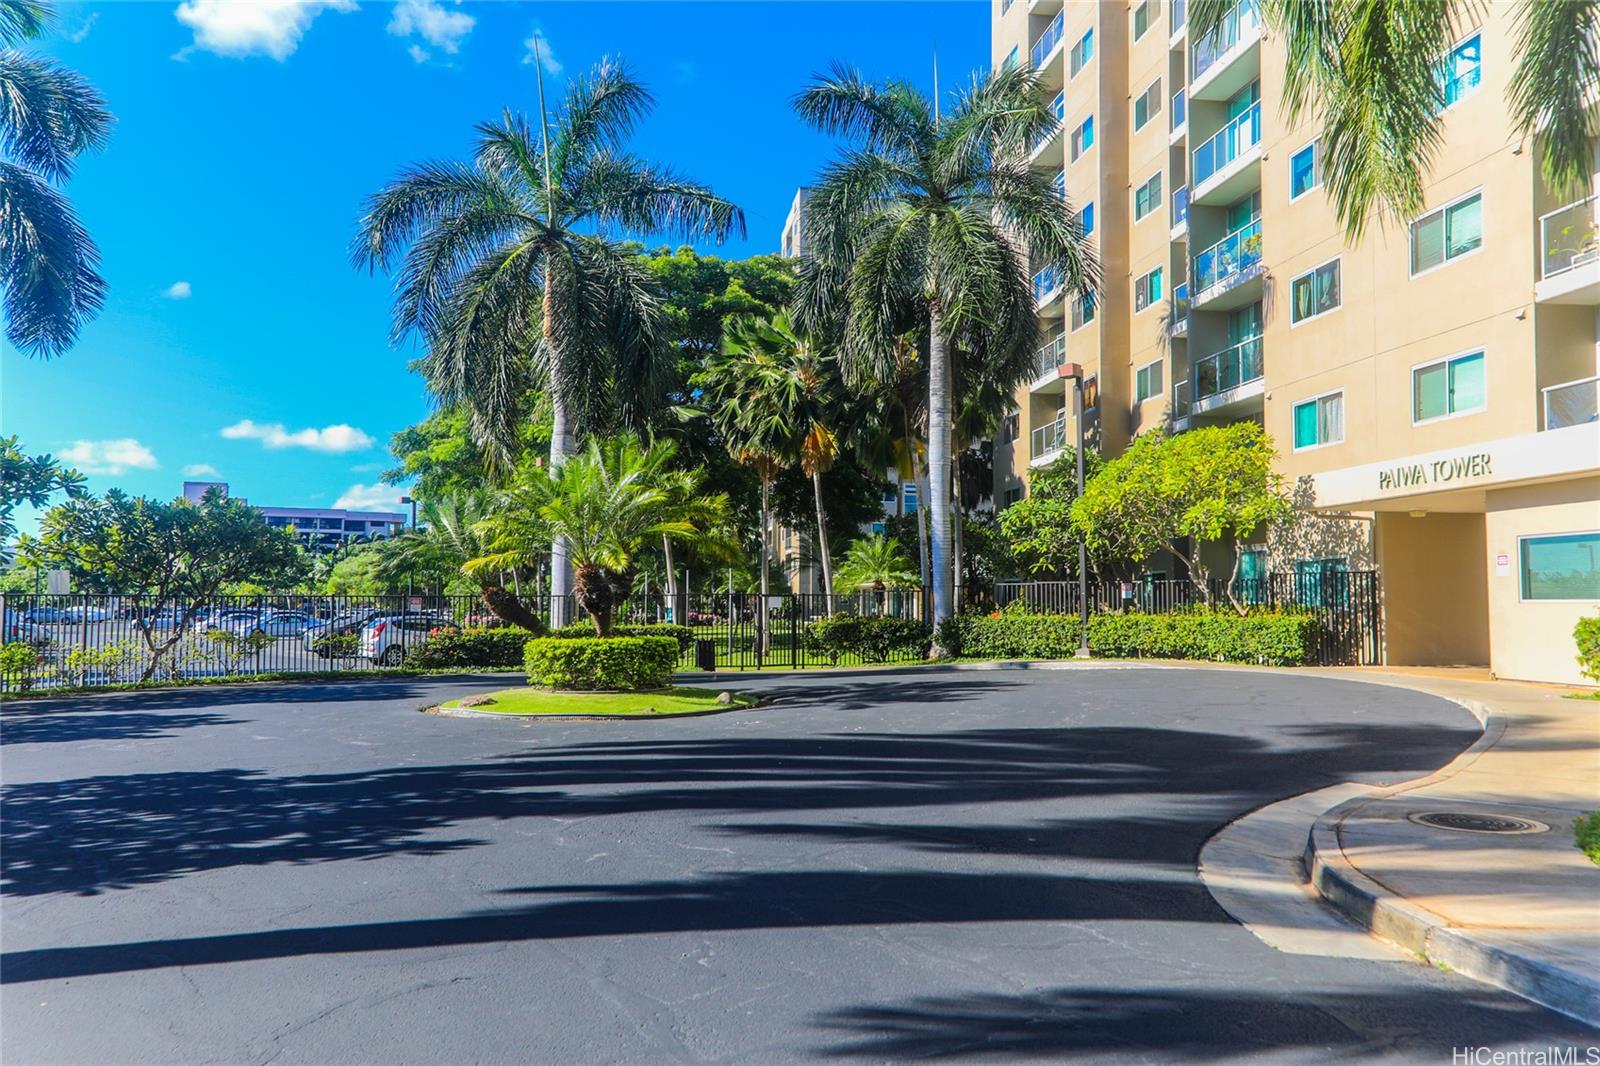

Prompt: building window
[999,411,1019,443]
[1133,78,1162,131]
[1410,190,1482,275]
[1292,391,1344,450]
[1001,0,1014,12]
[1071,292,1096,330]
[1519,531,1600,601]
[1290,259,1341,324]
[1134,359,1164,402]
[1134,267,1163,312]
[1133,173,1163,221]
[1412,350,1485,423]
[1437,32,1482,110]
[1077,201,1095,237]
[1133,0,1152,40]
[1289,141,1319,199]
[1002,45,1018,72]
[1070,115,1094,162]
[1002,486,1024,508]
[903,482,919,513]
[1295,557,1349,607]
[1070,29,1094,77]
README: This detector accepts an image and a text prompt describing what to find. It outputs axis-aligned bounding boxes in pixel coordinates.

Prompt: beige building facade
[992,0,1600,685]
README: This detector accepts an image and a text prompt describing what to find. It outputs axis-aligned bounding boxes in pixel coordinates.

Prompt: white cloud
[61,439,160,476]
[334,482,410,512]
[67,13,99,42]
[173,0,357,61]
[521,23,562,76]
[183,463,222,477]
[387,0,473,60]
[221,419,375,453]
[162,280,192,300]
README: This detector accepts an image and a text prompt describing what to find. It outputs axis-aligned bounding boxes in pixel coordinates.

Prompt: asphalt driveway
[2,667,1593,1063]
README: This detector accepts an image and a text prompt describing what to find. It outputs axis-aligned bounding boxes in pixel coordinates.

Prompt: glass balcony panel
[1192,216,1261,292]
[1030,414,1068,457]
[1172,184,1189,227]
[1171,88,1186,131]
[1031,11,1064,68]
[1192,335,1263,401]
[1192,0,1260,81]
[1034,333,1067,379]
[1192,101,1261,187]
[1540,196,1600,279]
[1172,0,1186,32]
[1543,376,1600,430]
[1032,265,1061,302]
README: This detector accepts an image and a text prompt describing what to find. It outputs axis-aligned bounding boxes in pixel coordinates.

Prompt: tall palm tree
[354,59,744,626]
[1190,0,1600,239]
[0,0,113,357]
[795,63,1098,638]
[379,493,546,630]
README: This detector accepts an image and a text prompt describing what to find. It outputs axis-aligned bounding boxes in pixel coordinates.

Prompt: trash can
[694,638,716,672]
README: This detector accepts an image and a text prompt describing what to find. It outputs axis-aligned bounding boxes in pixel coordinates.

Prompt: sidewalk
[1300,668,1600,1025]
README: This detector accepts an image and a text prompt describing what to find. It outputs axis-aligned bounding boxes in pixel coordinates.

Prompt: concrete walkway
[1300,668,1600,1025]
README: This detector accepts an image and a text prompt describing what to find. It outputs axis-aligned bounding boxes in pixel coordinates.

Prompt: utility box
[694,639,716,672]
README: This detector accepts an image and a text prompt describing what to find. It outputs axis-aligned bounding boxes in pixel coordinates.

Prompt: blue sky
[2,0,986,531]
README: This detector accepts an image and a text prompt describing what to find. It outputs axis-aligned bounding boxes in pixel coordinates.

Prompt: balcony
[1031,333,1068,390]
[1033,264,1063,307]
[1543,375,1599,430]
[1171,377,1191,426]
[1191,334,1264,414]
[1169,283,1189,336]
[1031,91,1067,161]
[1191,101,1261,203]
[1190,0,1261,101]
[1170,88,1187,142]
[1170,0,1187,41]
[1192,217,1262,306]
[1535,195,1600,304]
[1030,413,1068,461]
[1171,184,1189,238]
[1031,10,1065,72]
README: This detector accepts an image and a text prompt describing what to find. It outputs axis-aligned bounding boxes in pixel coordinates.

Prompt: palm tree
[379,494,546,630]
[834,533,918,615]
[794,62,1098,640]
[0,0,113,357]
[354,59,744,627]
[1189,0,1600,239]
[467,433,724,637]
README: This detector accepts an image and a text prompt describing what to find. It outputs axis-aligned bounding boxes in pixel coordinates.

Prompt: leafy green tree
[0,434,85,561]
[795,62,1098,636]
[24,488,308,680]
[355,59,743,624]
[1190,0,1599,239]
[0,0,113,356]
[382,408,541,503]
[998,448,1105,578]
[1070,424,1292,614]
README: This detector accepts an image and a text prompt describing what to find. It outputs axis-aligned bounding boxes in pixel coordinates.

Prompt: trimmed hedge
[408,627,539,669]
[523,635,679,691]
[947,606,1319,666]
[807,615,931,663]
[1575,612,1600,685]
[552,623,694,654]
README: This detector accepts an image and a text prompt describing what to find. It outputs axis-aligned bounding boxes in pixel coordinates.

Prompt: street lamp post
[1059,363,1092,659]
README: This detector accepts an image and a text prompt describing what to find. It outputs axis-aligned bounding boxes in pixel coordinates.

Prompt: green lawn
[437,686,757,717]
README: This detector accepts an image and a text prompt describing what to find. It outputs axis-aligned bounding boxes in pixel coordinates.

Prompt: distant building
[779,187,811,258]
[182,481,406,553]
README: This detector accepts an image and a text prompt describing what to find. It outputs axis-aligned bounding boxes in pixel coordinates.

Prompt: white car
[226,611,317,639]
[360,614,442,666]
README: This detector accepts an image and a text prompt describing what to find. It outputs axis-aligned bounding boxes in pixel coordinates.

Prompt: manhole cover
[1406,811,1550,835]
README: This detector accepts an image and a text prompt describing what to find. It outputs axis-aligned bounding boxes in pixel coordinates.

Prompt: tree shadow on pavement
[0,710,243,745]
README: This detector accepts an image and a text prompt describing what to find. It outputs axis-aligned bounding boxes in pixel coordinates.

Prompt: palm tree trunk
[912,452,930,599]
[927,302,954,645]
[545,282,575,630]
[811,470,835,617]
[951,454,964,612]
[758,476,772,658]
[661,534,683,623]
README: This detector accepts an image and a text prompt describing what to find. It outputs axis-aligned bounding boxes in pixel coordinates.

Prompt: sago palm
[354,59,744,626]
[0,0,113,357]
[1190,0,1600,239]
[380,493,545,631]
[794,62,1098,636]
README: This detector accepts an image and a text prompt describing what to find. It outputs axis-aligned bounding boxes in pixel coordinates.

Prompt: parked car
[134,606,188,631]
[227,611,316,639]
[360,614,443,666]
[21,606,74,623]
[193,607,261,634]
[303,608,387,656]
[63,605,110,622]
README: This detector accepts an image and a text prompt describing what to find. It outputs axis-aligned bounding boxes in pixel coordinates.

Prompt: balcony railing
[1193,216,1261,293]
[1193,0,1260,82]
[1034,333,1066,379]
[1543,375,1599,430]
[1192,101,1261,187]
[1171,88,1186,132]
[1172,377,1190,418]
[1540,195,1600,280]
[1034,91,1066,151]
[1031,10,1064,68]
[1033,264,1061,302]
[1193,335,1263,401]
[1031,413,1067,457]
[1172,184,1189,228]
[1169,283,1190,330]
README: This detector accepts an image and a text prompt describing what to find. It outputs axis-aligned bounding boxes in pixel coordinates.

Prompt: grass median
[435,686,758,717]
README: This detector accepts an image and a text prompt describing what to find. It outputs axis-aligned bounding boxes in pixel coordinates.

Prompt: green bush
[310,632,361,659]
[806,615,931,663]
[1575,811,1600,867]
[947,605,1319,666]
[552,622,694,653]
[408,627,539,669]
[1575,612,1600,685]
[523,636,679,691]
[1,642,40,689]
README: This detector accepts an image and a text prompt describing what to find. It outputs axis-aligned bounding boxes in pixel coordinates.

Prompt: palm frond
[551,57,654,178]
[0,1,48,48]
[793,62,932,158]
[1508,0,1600,195]
[0,160,104,356]
[578,150,745,243]
[0,49,113,180]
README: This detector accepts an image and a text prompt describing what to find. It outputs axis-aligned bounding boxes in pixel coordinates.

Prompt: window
[1295,557,1349,607]
[1133,79,1162,130]
[1072,292,1096,330]
[1289,142,1319,199]
[1002,487,1024,508]
[1135,359,1164,402]
[1412,350,1485,422]
[1410,191,1482,274]
[1133,0,1152,40]
[903,482,919,513]
[1290,259,1341,324]
[1437,32,1482,109]
[1134,173,1163,220]
[1077,201,1095,237]
[1070,29,1094,77]
[1002,45,1018,72]
[1292,391,1344,450]
[1134,266,1163,312]
[999,412,1019,443]
[1519,532,1600,601]
[1070,115,1095,161]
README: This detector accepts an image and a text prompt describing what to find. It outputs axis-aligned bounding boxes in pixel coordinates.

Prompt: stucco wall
[1375,512,1490,667]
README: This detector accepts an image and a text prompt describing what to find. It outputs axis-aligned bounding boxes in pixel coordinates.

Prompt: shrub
[311,632,361,659]
[408,627,539,669]
[524,636,679,691]
[552,622,694,653]
[807,615,931,663]
[1575,811,1600,867]
[1575,612,1600,685]
[947,605,1319,666]
[0,642,40,689]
